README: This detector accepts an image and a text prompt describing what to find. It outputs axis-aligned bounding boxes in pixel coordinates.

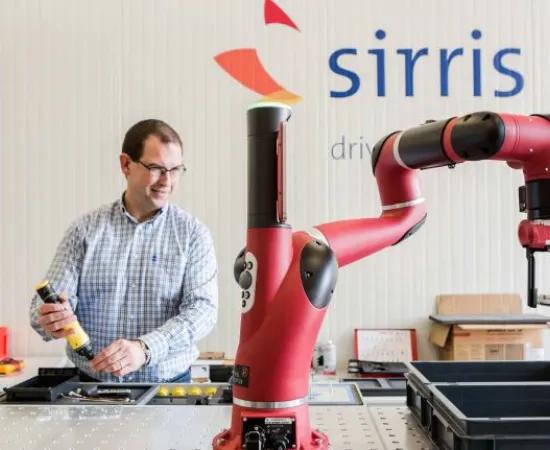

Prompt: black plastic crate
[406,375,433,429]
[430,383,550,449]
[408,361,550,385]
[405,361,550,430]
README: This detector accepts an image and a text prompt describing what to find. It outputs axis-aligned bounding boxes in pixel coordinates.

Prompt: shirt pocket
[79,259,119,302]
[148,251,186,304]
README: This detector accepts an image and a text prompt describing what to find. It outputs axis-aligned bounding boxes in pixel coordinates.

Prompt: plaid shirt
[30,197,218,382]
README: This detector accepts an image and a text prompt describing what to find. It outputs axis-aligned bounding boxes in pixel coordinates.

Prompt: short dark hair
[121,119,183,161]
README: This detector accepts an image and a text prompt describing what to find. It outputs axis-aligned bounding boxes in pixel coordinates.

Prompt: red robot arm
[316,113,550,270]
[214,108,550,450]
[316,112,550,309]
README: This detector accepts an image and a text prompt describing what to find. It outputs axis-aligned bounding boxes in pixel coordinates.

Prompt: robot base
[212,404,329,450]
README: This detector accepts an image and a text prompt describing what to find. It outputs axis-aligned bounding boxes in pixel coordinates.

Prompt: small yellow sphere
[171,386,187,397]
[203,386,217,397]
[187,386,203,396]
[156,386,170,397]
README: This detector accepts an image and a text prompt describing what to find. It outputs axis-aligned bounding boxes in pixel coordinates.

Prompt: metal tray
[56,383,159,405]
[147,384,231,405]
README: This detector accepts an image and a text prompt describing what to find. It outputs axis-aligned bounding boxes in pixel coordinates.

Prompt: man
[30,119,218,382]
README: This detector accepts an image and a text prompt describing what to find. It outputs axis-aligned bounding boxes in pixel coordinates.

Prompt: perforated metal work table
[0,404,432,449]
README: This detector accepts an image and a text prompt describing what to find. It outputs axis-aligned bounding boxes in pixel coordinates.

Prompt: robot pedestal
[212,403,329,450]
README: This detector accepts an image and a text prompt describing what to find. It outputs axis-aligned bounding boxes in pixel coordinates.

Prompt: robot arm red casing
[216,108,550,450]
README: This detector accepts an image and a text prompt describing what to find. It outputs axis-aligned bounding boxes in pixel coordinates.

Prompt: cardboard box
[429,294,549,361]
[198,351,225,360]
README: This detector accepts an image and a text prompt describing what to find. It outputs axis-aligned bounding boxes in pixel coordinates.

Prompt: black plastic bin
[406,361,550,429]
[430,383,550,449]
[408,361,550,384]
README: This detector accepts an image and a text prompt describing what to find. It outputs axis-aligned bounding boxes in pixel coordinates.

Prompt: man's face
[120,134,184,211]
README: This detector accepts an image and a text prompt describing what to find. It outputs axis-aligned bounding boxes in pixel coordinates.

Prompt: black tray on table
[4,368,81,402]
[3,367,156,404]
[341,377,406,396]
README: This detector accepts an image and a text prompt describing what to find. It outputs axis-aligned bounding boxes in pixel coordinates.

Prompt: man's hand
[90,339,146,377]
[37,292,77,339]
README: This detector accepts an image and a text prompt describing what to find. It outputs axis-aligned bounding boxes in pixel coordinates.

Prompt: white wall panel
[1,0,549,367]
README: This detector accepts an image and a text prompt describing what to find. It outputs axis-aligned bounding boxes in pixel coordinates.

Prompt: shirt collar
[119,192,168,224]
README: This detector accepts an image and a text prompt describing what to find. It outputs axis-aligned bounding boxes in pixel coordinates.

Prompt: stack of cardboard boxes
[429,294,549,360]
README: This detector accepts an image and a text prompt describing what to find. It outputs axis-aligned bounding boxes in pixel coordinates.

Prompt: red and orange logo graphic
[214,0,301,105]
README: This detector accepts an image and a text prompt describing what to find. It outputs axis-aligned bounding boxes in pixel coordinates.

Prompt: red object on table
[0,327,7,360]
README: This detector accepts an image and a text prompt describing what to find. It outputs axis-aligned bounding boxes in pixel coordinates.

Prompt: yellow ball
[203,386,217,397]
[156,386,170,397]
[171,386,187,397]
[187,386,203,396]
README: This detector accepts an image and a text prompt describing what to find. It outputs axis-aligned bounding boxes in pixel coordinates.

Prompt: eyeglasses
[136,160,187,178]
